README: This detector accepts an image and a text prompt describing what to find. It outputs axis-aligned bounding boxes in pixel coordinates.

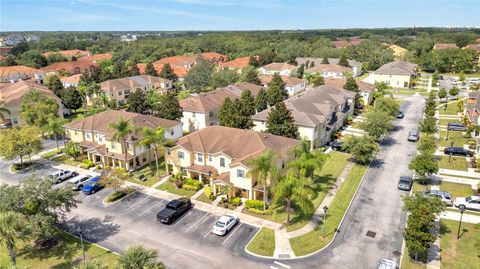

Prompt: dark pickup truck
[156,197,192,224]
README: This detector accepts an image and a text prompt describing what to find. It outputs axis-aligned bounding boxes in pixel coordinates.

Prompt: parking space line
[270,266,280,269]
[185,212,209,233]
[273,261,291,269]
[138,201,163,217]
[222,223,242,245]
[122,196,151,213]
[202,229,211,238]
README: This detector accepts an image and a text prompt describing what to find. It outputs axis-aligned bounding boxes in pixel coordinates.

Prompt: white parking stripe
[202,229,211,238]
[122,196,151,213]
[274,261,291,269]
[222,223,242,245]
[138,201,163,217]
[185,213,209,232]
[270,266,280,269]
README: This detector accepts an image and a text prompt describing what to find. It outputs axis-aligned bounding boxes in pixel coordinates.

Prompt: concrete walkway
[286,160,355,239]
[438,174,479,189]
[440,210,480,224]
[438,168,480,181]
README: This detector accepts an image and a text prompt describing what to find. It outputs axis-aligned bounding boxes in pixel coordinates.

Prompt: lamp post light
[457,206,465,239]
[79,229,86,261]
[322,205,328,238]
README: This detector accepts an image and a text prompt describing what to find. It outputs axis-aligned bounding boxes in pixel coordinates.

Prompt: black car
[330,140,343,151]
[447,123,467,131]
[443,147,474,157]
[396,111,404,119]
[156,197,192,224]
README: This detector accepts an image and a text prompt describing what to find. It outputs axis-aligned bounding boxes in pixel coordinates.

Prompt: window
[192,112,196,118]
[396,81,400,86]
[220,158,225,167]
[167,148,172,155]
[142,156,146,162]
[111,141,116,149]
[177,151,184,159]
[98,135,104,142]
[209,111,213,118]
[197,153,203,162]
[86,132,91,139]
[237,169,244,178]
[170,129,174,136]
[118,90,122,95]
[208,154,212,162]
[12,118,18,124]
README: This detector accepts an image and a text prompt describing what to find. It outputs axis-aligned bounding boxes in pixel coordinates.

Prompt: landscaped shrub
[80,159,94,169]
[247,208,272,215]
[182,184,199,191]
[185,178,202,188]
[174,179,183,189]
[245,199,264,210]
[230,197,242,206]
[204,186,215,200]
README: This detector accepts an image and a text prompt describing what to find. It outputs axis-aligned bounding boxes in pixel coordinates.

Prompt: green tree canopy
[419,115,438,135]
[360,110,394,139]
[255,88,268,112]
[145,62,158,76]
[45,74,65,97]
[266,102,299,139]
[267,73,285,107]
[21,91,60,133]
[62,87,83,111]
[374,96,400,117]
[408,152,438,177]
[159,63,177,81]
[210,68,240,89]
[127,89,150,114]
[118,245,165,269]
[184,56,214,92]
[241,66,261,85]
[154,93,183,121]
[342,135,379,165]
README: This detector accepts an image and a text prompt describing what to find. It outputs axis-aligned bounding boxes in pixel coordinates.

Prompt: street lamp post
[79,229,86,261]
[457,207,465,239]
[322,205,328,238]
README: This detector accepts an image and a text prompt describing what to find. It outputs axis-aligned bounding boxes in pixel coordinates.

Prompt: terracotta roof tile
[259,74,306,87]
[0,80,60,107]
[43,49,91,57]
[79,53,112,62]
[219,56,251,69]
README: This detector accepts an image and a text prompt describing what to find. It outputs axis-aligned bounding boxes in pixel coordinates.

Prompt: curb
[8,163,17,174]
[102,190,136,205]
[243,228,275,259]
[61,229,120,255]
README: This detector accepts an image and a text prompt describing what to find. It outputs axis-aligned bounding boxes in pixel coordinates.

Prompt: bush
[105,189,133,202]
[204,186,212,198]
[80,159,94,169]
[185,178,202,188]
[247,207,272,215]
[245,199,264,210]
[174,179,183,189]
[230,197,242,206]
[182,184,199,191]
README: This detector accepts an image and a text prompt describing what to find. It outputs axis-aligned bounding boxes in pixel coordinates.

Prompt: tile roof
[465,44,480,54]
[332,38,364,48]
[0,80,60,107]
[296,58,362,68]
[0,65,42,78]
[305,64,353,74]
[100,75,172,94]
[253,85,355,127]
[42,49,91,57]
[79,53,112,62]
[433,44,458,50]
[219,56,251,69]
[260,62,297,72]
[179,82,263,113]
[258,74,306,87]
[154,55,196,67]
[375,60,417,76]
[0,56,6,61]
[200,52,228,62]
[40,60,97,73]
[324,78,374,93]
[137,63,189,78]
[60,74,82,85]
[64,109,181,141]
[174,126,298,167]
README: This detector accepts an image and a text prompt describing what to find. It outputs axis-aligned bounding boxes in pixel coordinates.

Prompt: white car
[48,170,77,184]
[378,258,398,269]
[69,174,92,191]
[454,196,480,211]
[212,214,239,236]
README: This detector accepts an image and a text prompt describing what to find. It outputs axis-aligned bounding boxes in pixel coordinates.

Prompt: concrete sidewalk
[440,210,480,224]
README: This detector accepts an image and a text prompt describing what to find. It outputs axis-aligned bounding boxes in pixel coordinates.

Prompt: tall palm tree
[0,211,29,266]
[288,139,327,179]
[109,118,134,170]
[118,245,165,269]
[47,118,66,152]
[74,259,105,269]
[273,170,315,225]
[246,150,278,211]
[138,127,167,178]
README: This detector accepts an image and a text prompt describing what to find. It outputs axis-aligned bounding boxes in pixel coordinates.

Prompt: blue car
[81,176,103,195]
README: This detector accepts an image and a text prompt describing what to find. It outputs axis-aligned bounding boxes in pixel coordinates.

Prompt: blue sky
[1,0,479,31]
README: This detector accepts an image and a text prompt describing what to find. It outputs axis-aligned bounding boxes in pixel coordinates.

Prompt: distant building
[42,50,91,58]
[373,60,417,88]
[258,74,306,98]
[433,43,458,50]
[387,44,408,59]
[0,81,64,127]
[40,60,97,76]
[258,63,297,76]
[79,53,113,63]
[296,58,362,77]
[61,74,82,88]
[324,77,374,105]
[0,65,45,83]
[332,38,364,48]
[218,56,251,71]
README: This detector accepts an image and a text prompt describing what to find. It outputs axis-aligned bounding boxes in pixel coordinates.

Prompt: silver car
[69,174,92,191]
[423,190,453,206]
[211,214,239,236]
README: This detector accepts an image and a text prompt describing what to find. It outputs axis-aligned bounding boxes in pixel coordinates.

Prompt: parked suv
[156,197,192,224]
[443,147,474,157]
[69,174,92,191]
[423,190,453,206]
[447,123,467,131]
[407,129,419,142]
[454,196,480,211]
[48,170,77,184]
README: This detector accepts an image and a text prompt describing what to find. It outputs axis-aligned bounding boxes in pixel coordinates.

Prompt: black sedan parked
[443,147,474,157]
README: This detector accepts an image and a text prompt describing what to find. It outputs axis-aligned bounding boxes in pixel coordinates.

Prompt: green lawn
[439,103,463,115]
[437,156,468,171]
[65,109,88,122]
[412,178,431,194]
[438,131,468,148]
[401,246,427,269]
[246,228,275,257]
[0,231,117,269]
[41,150,62,159]
[195,192,213,204]
[440,182,474,198]
[439,219,480,268]
[438,119,461,126]
[289,164,367,256]
[129,160,165,187]
[157,181,197,197]
[51,155,82,167]
[272,151,351,232]
[445,207,480,216]
[439,173,480,180]
[441,72,480,78]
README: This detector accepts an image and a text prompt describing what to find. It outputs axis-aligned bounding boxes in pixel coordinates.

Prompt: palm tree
[47,118,66,152]
[0,211,29,266]
[118,245,165,269]
[288,139,327,178]
[273,170,315,225]
[138,127,167,178]
[109,118,134,170]
[74,259,105,269]
[246,150,278,211]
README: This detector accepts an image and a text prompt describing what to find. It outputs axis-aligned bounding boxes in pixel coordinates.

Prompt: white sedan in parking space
[454,196,480,211]
[212,214,239,236]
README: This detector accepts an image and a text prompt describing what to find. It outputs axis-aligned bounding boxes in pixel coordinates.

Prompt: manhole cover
[393,251,401,256]
[366,230,376,238]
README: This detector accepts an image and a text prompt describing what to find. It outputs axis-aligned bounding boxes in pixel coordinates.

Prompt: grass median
[157,181,197,197]
[0,231,117,268]
[289,164,367,256]
[439,181,474,198]
[440,219,480,268]
[437,156,468,171]
[246,228,275,257]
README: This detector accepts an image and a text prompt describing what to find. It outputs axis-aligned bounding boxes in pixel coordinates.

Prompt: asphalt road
[0,96,424,269]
